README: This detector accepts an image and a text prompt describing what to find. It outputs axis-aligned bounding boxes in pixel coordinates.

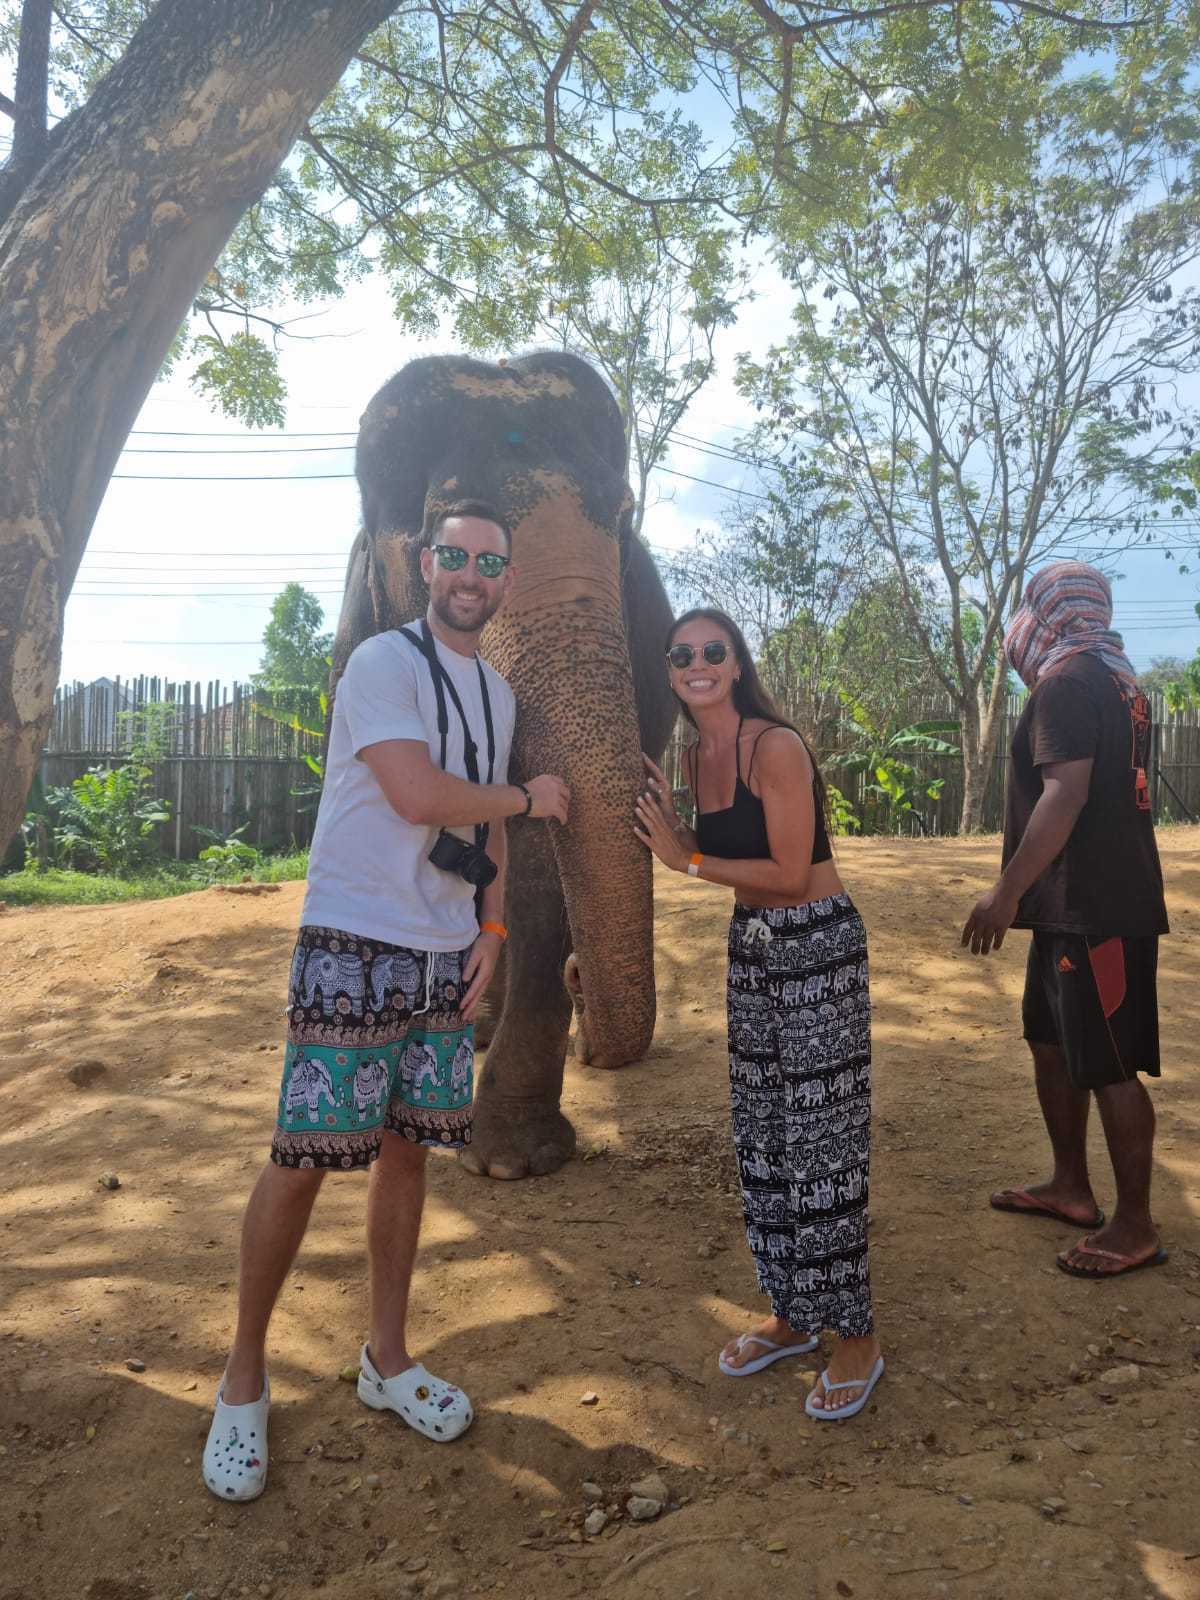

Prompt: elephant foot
[459,1103,576,1181]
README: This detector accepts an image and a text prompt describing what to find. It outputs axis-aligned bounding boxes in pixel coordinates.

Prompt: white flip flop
[717,1331,820,1377]
[356,1344,474,1441]
[804,1356,885,1420]
[203,1377,270,1501]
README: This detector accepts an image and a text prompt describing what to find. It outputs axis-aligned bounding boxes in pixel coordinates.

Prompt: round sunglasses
[433,543,510,579]
[666,640,730,669]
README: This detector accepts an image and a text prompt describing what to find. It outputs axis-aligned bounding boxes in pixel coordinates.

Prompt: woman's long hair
[667,606,831,833]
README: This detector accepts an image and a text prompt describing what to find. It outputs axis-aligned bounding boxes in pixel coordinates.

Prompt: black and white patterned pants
[727,893,873,1338]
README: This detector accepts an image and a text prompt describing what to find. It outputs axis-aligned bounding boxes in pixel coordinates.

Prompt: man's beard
[430,584,500,635]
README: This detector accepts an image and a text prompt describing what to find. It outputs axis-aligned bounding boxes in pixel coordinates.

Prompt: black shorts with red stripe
[1022,933,1161,1090]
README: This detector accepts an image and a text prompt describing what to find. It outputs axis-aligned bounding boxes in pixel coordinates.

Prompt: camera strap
[398,622,496,850]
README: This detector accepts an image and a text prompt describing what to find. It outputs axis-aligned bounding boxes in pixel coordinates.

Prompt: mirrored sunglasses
[433,543,510,579]
[667,640,730,669]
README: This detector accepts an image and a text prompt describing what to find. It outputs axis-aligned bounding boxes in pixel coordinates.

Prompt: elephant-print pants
[727,894,873,1338]
[272,925,475,1170]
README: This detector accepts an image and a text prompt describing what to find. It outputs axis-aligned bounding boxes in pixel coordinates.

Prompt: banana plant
[827,696,960,834]
[251,676,327,809]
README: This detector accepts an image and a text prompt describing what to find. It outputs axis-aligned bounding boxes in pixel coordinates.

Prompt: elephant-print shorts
[270,924,475,1170]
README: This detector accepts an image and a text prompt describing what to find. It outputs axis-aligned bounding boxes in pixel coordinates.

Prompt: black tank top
[693,719,832,864]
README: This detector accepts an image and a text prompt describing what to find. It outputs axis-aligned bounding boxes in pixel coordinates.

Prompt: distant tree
[662,459,879,740]
[741,64,1200,830]
[1138,655,1190,697]
[1159,614,1200,710]
[539,222,747,536]
[254,584,331,711]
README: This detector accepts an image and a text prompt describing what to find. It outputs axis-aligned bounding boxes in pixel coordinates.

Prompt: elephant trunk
[485,490,654,1069]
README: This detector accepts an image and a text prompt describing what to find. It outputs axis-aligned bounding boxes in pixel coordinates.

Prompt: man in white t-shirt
[203,501,569,1503]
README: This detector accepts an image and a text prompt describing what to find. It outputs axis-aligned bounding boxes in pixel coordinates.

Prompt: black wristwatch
[515,783,533,816]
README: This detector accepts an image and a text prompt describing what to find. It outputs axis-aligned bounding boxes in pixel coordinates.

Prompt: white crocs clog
[203,1377,270,1501]
[356,1344,474,1441]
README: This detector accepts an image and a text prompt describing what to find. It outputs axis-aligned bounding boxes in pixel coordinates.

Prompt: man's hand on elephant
[633,788,689,873]
[461,930,503,1020]
[524,775,570,824]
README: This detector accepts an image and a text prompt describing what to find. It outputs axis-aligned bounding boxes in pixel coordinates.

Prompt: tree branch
[51,3,118,64]
[740,0,1147,42]
[0,0,53,221]
[0,91,15,121]
[544,0,599,155]
[11,0,51,147]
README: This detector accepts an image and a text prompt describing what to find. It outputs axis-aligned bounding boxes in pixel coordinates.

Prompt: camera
[428,828,498,888]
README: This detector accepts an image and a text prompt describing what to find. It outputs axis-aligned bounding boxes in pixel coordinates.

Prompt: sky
[62,256,1200,694]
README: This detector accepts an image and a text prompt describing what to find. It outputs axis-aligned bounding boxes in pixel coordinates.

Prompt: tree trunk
[959,666,1010,834]
[958,693,986,833]
[0,0,400,857]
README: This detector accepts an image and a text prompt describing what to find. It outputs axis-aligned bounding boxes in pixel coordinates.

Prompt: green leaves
[43,763,172,877]
[254,590,332,703]
[190,332,287,429]
[827,699,961,832]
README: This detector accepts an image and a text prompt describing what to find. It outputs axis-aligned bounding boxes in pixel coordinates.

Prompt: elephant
[449,1038,473,1096]
[405,1039,441,1097]
[368,950,424,1013]
[331,351,676,1179]
[352,1058,390,1121]
[802,972,830,1004]
[299,949,366,1015]
[284,1056,337,1123]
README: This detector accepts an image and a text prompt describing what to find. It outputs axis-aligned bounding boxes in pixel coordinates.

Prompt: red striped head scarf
[1004,561,1138,691]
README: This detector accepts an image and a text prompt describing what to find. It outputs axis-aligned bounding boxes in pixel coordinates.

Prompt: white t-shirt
[301,622,516,951]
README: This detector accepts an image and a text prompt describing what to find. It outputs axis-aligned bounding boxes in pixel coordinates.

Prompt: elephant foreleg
[471,941,506,1052]
[459,820,575,1180]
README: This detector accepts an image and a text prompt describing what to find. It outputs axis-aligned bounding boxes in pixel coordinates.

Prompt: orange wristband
[687,853,702,878]
[480,920,508,940]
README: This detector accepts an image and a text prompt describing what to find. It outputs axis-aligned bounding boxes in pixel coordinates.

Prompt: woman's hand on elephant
[461,930,503,1021]
[633,788,689,873]
[640,753,684,831]
[524,774,570,824]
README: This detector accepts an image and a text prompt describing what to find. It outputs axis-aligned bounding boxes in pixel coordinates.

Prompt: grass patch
[0,867,198,906]
[252,850,310,883]
[0,851,309,907]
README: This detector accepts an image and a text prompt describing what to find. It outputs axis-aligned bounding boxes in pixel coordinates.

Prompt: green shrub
[190,823,264,882]
[47,764,171,876]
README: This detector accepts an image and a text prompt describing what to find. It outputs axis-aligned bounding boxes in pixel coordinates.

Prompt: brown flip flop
[990,1188,1105,1229]
[1057,1240,1169,1280]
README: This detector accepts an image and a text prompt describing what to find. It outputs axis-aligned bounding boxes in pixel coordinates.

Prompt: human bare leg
[223,1161,326,1403]
[365,1132,428,1376]
[1058,1078,1160,1275]
[992,1041,1100,1224]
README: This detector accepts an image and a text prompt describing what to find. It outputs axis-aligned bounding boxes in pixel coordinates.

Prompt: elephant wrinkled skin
[331,352,676,1179]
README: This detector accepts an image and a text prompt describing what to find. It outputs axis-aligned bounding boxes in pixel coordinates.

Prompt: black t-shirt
[1002,654,1168,937]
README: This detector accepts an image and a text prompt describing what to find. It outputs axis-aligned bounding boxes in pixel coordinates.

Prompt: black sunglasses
[667,640,730,669]
[432,543,510,579]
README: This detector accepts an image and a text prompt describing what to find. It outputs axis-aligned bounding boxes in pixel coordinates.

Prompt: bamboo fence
[661,691,1200,835]
[39,676,1200,851]
[41,677,323,859]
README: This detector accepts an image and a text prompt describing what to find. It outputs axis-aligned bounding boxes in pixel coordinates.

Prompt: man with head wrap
[962,561,1169,1280]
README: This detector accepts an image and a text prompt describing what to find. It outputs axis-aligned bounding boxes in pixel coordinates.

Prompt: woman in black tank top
[635,607,884,1421]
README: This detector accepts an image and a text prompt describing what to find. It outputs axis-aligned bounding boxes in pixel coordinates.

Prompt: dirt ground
[1,834,1198,1600]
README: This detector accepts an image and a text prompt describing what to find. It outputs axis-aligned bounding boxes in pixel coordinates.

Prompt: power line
[87,548,352,557]
[130,428,356,439]
[121,443,354,455]
[111,471,356,481]
[114,423,1200,533]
